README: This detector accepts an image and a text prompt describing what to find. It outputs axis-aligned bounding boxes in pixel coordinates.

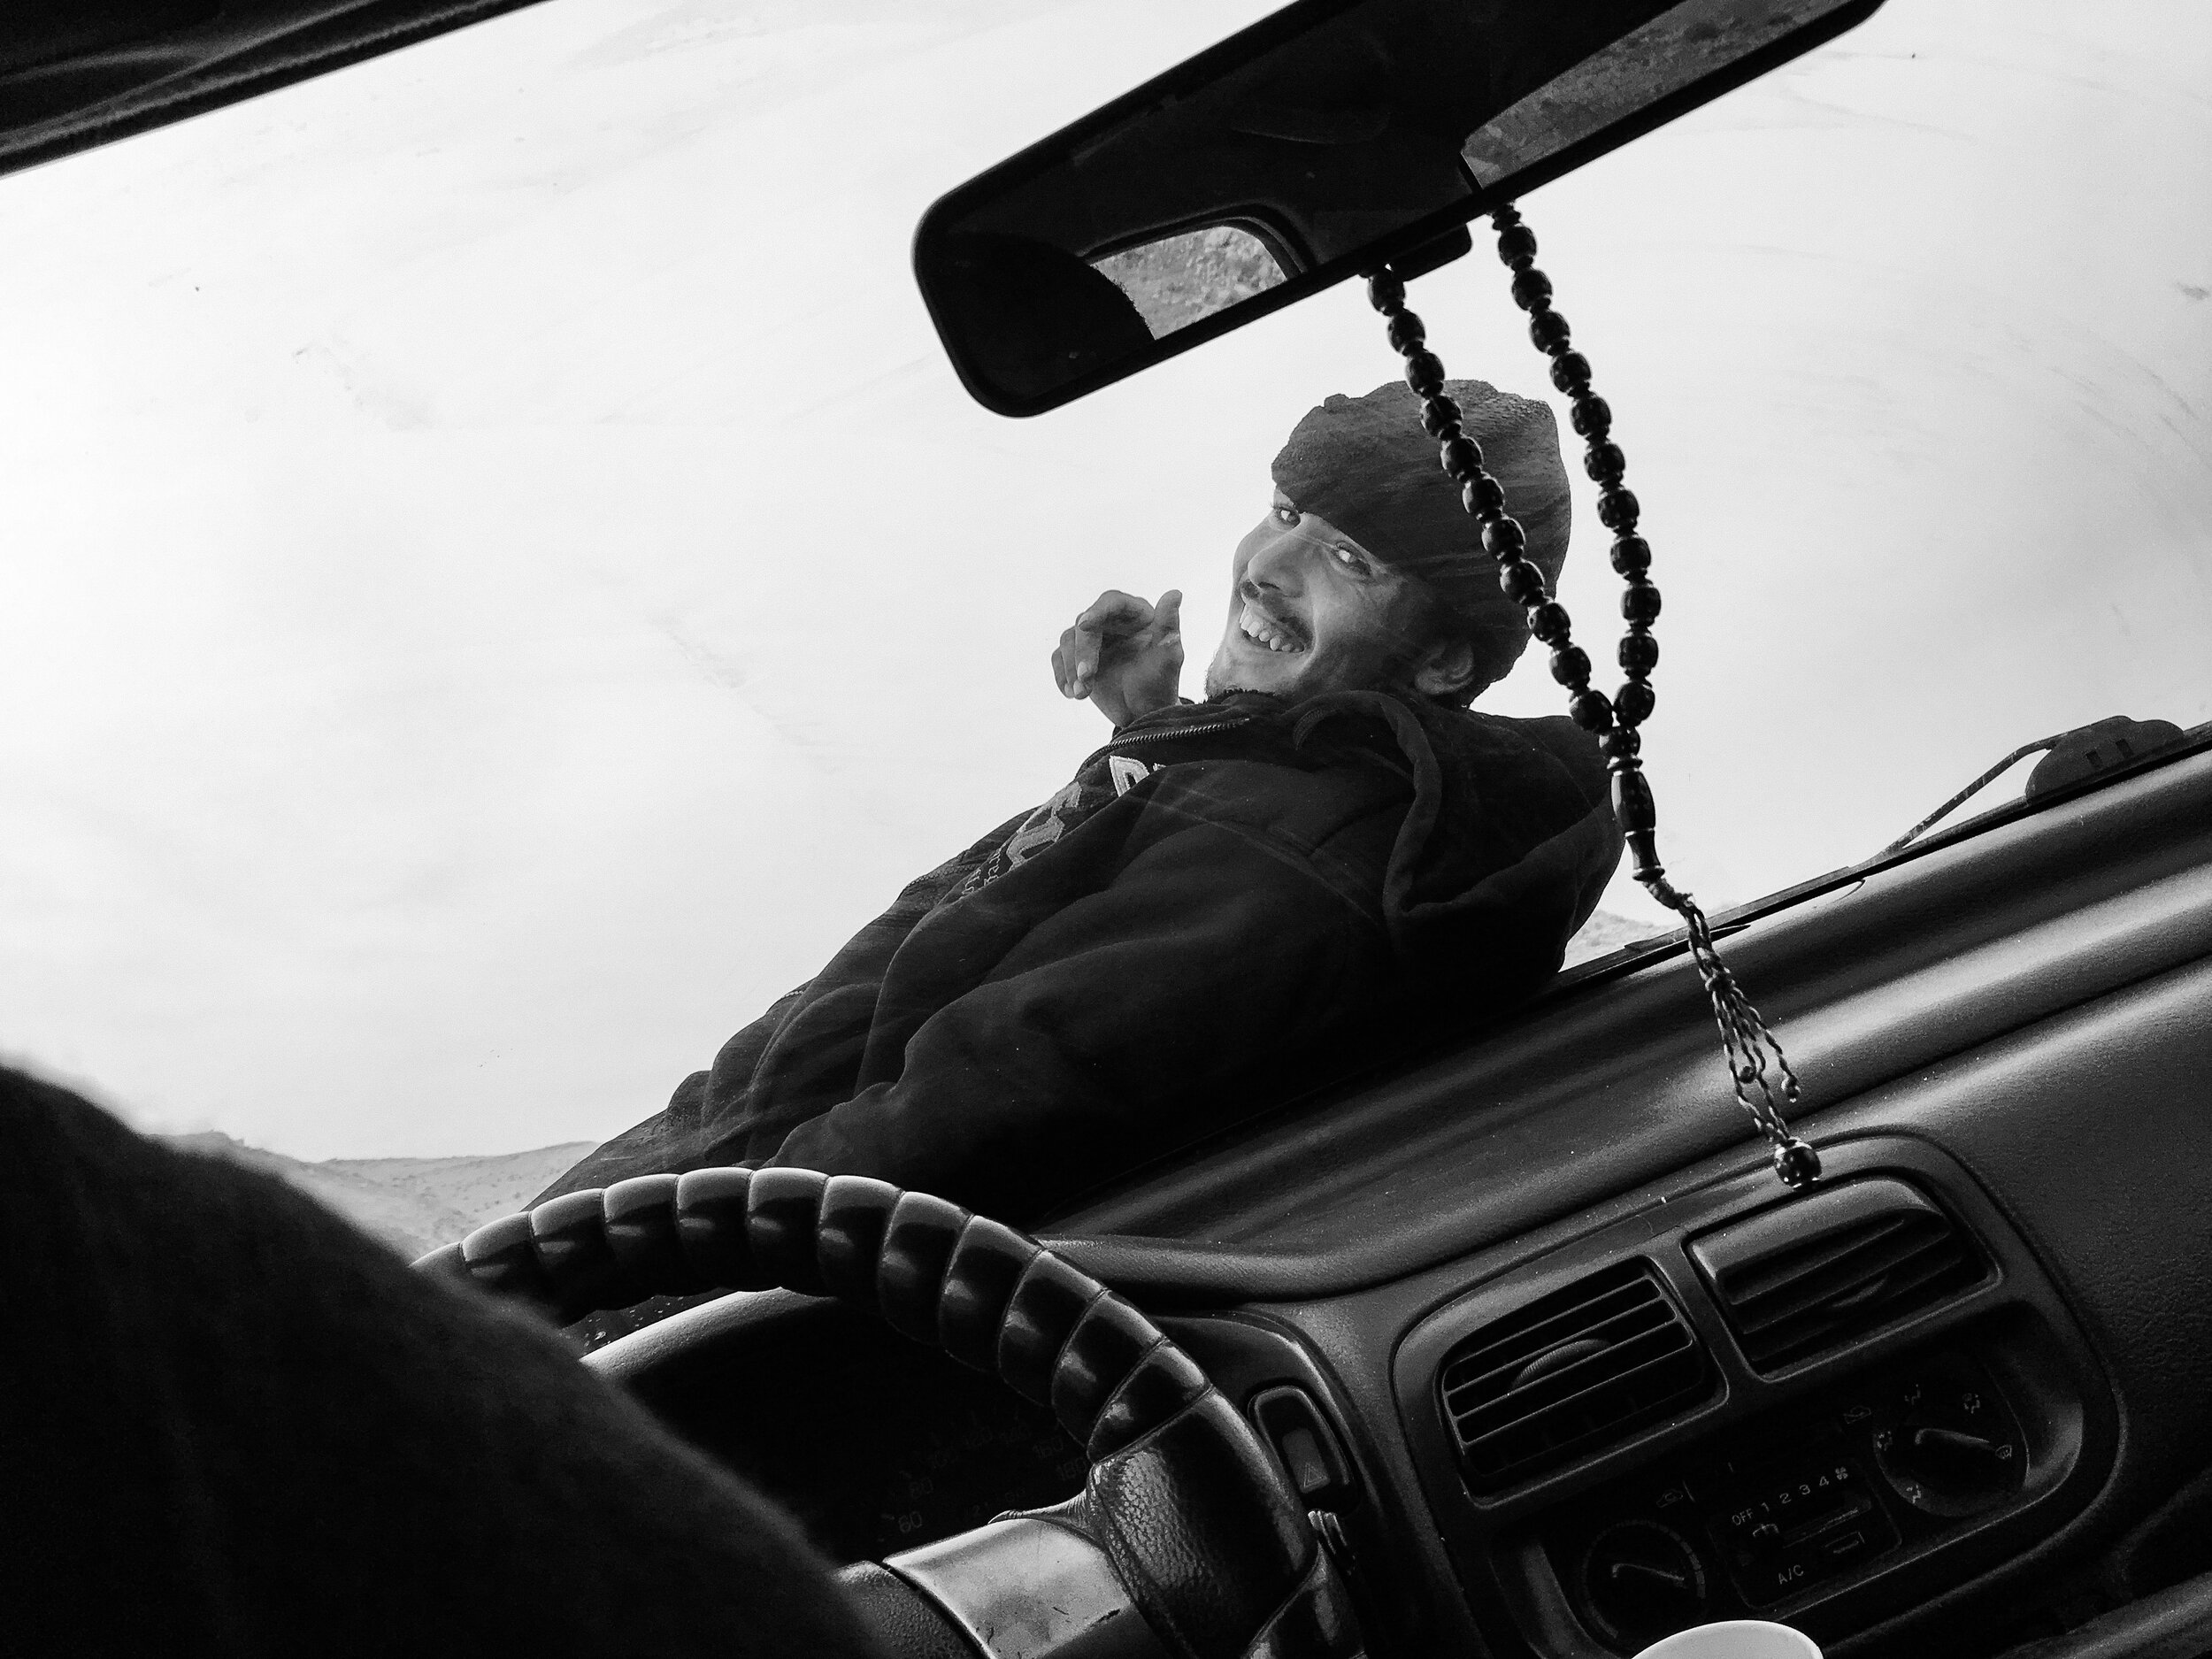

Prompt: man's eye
[1331,547,1368,573]
[1273,506,1300,526]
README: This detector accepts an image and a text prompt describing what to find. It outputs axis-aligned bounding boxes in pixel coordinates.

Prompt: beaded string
[1366,204,1821,1190]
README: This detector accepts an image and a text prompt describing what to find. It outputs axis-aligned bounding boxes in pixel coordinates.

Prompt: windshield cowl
[1548,718,2212,995]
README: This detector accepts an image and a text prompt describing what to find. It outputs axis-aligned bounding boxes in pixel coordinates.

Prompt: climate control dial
[1579,1520,1711,1648]
[1870,1356,2025,1517]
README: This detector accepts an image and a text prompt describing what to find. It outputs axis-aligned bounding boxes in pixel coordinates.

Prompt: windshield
[4,0,2207,1240]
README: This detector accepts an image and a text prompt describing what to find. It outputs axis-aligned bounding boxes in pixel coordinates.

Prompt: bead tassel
[1364,207,1819,1191]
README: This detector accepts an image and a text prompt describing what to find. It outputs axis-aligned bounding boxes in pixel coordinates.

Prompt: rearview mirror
[915,0,1884,416]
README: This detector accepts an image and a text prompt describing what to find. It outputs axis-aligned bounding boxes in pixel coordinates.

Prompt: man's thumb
[1156,589,1183,635]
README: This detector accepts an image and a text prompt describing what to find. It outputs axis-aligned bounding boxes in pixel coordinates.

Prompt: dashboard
[1292,1134,2117,1659]
[590,741,2212,1659]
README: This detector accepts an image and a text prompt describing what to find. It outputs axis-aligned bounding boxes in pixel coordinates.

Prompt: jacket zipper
[1077,715,1252,778]
[1111,717,1251,749]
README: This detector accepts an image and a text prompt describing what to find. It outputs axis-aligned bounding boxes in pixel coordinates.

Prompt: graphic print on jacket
[538,690,1621,1224]
[944,748,1157,903]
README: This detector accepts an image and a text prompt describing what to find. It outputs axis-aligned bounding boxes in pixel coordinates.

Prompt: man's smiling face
[1202,489,1431,701]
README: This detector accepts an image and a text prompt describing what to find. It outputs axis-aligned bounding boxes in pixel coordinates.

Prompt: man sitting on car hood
[537,380,1624,1223]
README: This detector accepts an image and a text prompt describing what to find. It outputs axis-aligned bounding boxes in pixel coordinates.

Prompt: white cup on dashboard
[1631,1621,1822,1659]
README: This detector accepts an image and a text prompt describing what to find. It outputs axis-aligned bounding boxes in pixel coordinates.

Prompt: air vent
[1689,1177,1985,1371]
[1438,1260,1708,1489]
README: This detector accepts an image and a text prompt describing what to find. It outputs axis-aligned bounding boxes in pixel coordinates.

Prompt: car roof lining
[0,0,549,183]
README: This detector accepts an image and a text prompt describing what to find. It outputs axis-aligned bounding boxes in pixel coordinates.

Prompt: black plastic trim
[0,0,552,184]
[1987,1565,2212,1659]
[1439,1260,1710,1489]
[1156,1310,1445,1659]
[1689,1177,1988,1371]
[1379,1137,2113,1655]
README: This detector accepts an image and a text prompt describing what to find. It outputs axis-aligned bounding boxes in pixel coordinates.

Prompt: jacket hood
[1279,688,1622,981]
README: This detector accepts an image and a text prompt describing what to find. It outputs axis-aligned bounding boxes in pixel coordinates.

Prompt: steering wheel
[416,1165,1365,1659]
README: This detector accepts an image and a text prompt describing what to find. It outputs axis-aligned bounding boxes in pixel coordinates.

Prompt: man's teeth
[1240,603,1302,653]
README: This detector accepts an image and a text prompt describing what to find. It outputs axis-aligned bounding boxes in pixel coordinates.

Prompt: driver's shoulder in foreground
[538,377,1622,1225]
[0,1063,893,1657]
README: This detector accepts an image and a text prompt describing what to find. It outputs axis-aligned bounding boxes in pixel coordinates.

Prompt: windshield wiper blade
[1878,734,2070,856]
[1881,716,2195,856]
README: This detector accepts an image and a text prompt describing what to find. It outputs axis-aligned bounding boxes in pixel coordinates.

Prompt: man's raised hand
[1052,588,1184,727]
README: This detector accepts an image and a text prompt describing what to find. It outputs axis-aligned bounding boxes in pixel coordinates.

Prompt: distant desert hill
[165,918,1656,1256]
[1561,906,1669,967]
[168,1133,595,1261]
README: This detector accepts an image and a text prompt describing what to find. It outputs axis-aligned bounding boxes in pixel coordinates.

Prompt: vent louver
[1438,1260,1708,1489]
[1689,1177,1985,1371]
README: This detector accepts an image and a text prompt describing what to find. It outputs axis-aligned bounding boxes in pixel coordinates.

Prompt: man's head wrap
[1271,379,1569,697]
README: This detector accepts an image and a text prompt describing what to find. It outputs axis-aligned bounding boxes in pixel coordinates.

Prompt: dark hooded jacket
[536,689,1621,1223]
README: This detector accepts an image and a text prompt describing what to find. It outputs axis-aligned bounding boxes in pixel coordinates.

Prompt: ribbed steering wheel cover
[421,1169,1202,1459]
[415,1167,1366,1659]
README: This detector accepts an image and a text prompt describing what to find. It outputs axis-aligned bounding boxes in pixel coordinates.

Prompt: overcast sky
[3,0,2208,1159]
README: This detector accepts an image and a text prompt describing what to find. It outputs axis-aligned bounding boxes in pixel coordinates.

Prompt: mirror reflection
[1089,224,1287,339]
